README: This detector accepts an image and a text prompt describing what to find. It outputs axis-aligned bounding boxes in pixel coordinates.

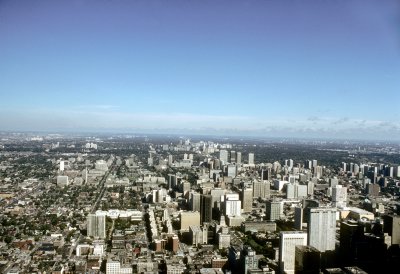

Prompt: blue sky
[0,0,399,140]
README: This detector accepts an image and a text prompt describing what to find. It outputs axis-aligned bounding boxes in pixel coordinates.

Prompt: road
[68,159,118,257]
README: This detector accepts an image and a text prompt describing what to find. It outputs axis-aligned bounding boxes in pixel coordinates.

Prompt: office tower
[383,215,400,245]
[286,183,308,199]
[385,166,394,177]
[219,149,229,164]
[168,155,173,165]
[331,185,347,207]
[87,212,106,239]
[180,211,200,230]
[305,160,312,170]
[189,225,207,246]
[106,260,132,274]
[168,174,176,189]
[230,151,236,163]
[227,164,237,177]
[295,245,321,274]
[240,246,259,274]
[190,192,201,212]
[241,188,253,213]
[366,184,381,196]
[353,164,360,175]
[236,151,242,164]
[312,160,317,169]
[339,220,365,264]
[280,231,308,274]
[294,207,304,230]
[248,153,255,165]
[395,166,400,177]
[182,181,191,196]
[59,160,64,171]
[218,229,231,249]
[261,168,271,181]
[252,180,270,199]
[313,166,323,179]
[307,180,314,196]
[266,200,283,221]
[308,208,336,252]
[201,194,213,223]
[225,193,241,217]
[329,177,338,187]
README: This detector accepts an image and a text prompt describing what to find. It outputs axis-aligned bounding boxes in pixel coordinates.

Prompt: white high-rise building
[248,153,255,165]
[308,207,336,252]
[219,150,229,164]
[252,180,270,199]
[227,164,237,177]
[87,212,106,239]
[236,151,242,164]
[225,193,241,216]
[279,231,308,274]
[332,185,347,208]
[59,160,64,171]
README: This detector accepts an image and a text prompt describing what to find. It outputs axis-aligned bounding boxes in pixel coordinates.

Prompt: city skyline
[1,0,399,140]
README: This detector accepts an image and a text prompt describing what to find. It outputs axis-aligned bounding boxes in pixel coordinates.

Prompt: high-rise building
[190,192,201,212]
[266,200,283,221]
[168,174,176,189]
[59,160,64,171]
[295,245,321,274]
[252,180,270,199]
[87,212,106,239]
[261,168,271,181]
[308,208,336,252]
[248,153,255,165]
[230,151,236,163]
[168,155,173,165]
[279,231,308,274]
[236,152,242,164]
[240,246,259,274]
[201,195,213,223]
[225,193,241,217]
[331,185,347,207]
[241,188,253,213]
[383,215,400,245]
[219,150,229,164]
[180,211,200,230]
[227,164,237,177]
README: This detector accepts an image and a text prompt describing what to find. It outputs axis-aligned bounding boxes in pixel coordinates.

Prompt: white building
[279,231,308,274]
[308,207,337,252]
[248,153,255,165]
[225,193,241,217]
[332,185,347,208]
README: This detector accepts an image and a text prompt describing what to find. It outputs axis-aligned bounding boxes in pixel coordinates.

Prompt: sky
[0,0,399,140]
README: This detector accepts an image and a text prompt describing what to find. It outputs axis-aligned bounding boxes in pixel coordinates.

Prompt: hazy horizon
[1,0,399,141]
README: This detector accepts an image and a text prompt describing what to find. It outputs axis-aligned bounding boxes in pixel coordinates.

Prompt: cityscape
[0,133,399,273]
[1,0,400,274]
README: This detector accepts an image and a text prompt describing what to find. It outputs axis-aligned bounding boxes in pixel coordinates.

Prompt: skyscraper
[241,188,253,213]
[224,193,241,217]
[248,153,255,165]
[87,212,106,239]
[219,150,229,164]
[230,151,236,163]
[331,185,347,207]
[308,208,336,252]
[266,200,283,221]
[252,180,270,199]
[280,231,308,274]
[240,246,259,274]
[201,194,213,223]
[190,192,201,212]
[236,152,242,164]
